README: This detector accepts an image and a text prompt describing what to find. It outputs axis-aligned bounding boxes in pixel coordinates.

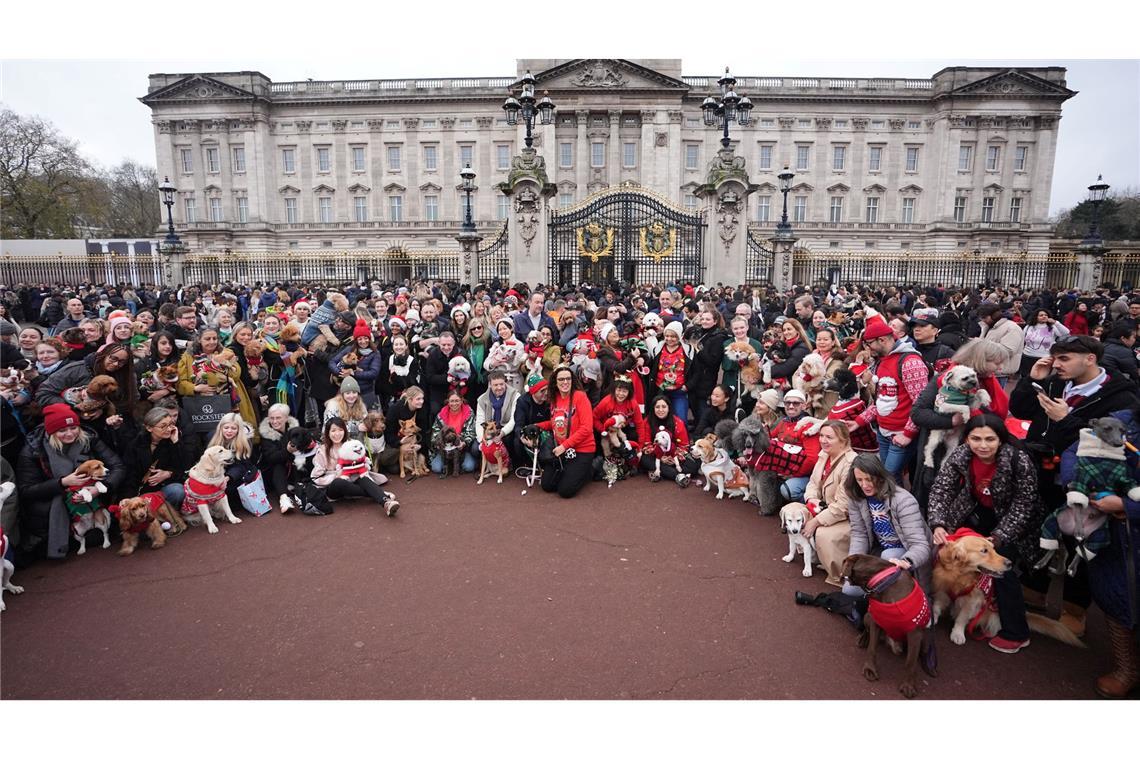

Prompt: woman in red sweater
[537,365,595,498]
[639,395,702,487]
[594,374,651,450]
[1063,302,1090,336]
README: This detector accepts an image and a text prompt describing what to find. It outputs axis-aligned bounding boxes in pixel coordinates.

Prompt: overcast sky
[2,57,1136,217]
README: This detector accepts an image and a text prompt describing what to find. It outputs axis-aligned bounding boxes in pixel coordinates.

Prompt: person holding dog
[535,365,595,498]
[927,413,1040,654]
[639,395,701,488]
[475,370,519,465]
[429,389,477,475]
[785,420,858,586]
[311,417,398,515]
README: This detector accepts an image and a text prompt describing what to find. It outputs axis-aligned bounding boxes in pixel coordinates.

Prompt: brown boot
[1095,619,1140,699]
[1061,601,1087,638]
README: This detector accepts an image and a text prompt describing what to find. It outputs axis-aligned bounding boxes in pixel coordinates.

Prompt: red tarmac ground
[0,474,1109,699]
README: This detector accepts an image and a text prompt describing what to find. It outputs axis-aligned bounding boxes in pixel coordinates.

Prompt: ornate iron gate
[746,229,773,285]
[548,187,705,287]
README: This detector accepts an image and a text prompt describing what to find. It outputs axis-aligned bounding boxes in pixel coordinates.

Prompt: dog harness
[943,527,998,640]
[866,567,932,642]
[109,492,167,534]
[182,476,226,516]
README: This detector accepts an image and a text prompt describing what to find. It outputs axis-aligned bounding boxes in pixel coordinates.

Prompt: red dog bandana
[868,581,932,642]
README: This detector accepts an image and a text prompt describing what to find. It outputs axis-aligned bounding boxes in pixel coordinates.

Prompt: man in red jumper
[846,308,928,484]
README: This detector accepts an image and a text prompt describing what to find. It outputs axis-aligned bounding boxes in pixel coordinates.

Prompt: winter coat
[34,358,93,407]
[688,326,730,398]
[257,415,300,471]
[430,405,477,457]
[927,443,1045,565]
[378,352,420,400]
[1009,371,1140,459]
[768,338,809,381]
[979,317,1025,378]
[475,387,520,441]
[329,345,382,393]
[1102,339,1140,384]
[384,398,430,450]
[1063,309,1090,336]
[422,346,460,412]
[310,444,388,487]
[848,486,933,587]
[120,430,193,497]
[15,425,126,558]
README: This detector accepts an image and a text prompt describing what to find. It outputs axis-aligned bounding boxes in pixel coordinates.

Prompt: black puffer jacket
[688,326,730,398]
[1101,339,1139,383]
[257,415,300,470]
[768,338,809,381]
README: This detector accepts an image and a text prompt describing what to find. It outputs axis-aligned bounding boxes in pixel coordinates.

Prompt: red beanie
[528,378,548,398]
[861,307,893,341]
[43,403,80,436]
[352,319,372,340]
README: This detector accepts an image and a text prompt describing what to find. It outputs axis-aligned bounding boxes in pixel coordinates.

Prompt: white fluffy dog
[184,445,243,534]
[779,503,816,578]
[1,482,23,612]
[922,365,992,467]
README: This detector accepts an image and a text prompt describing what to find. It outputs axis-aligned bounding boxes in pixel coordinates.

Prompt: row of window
[182,194,515,224]
[958,144,1030,172]
[742,194,1023,224]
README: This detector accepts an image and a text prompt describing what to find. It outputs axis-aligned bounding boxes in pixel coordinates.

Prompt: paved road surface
[0,475,1108,699]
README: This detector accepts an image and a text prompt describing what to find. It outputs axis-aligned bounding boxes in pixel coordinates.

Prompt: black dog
[824,368,861,402]
[438,425,464,478]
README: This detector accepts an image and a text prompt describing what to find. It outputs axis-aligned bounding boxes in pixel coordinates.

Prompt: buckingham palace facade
[141,59,1076,286]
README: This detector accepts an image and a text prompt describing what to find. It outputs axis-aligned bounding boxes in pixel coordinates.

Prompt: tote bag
[235,470,272,517]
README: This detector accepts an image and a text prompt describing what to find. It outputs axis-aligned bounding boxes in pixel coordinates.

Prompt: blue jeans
[161,483,184,507]
[780,476,810,502]
[431,451,476,474]
[876,428,914,484]
[663,389,689,425]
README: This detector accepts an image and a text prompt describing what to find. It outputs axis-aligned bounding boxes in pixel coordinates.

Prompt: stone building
[141,59,1076,287]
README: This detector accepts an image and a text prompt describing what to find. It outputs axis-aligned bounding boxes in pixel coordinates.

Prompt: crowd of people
[1,276,1138,698]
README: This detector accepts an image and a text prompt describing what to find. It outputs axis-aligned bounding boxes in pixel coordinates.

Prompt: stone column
[771,233,798,292]
[1075,243,1109,291]
[696,148,756,285]
[500,147,556,286]
[607,111,622,188]
[456,230,483,288]
[575,110,589,200]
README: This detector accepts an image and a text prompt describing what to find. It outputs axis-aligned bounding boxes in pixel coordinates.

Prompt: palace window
[422,119,436,128]
[793,196,807,222]
[424,195,439,221]
[285,197,298,224]
[907,121,921,129]
[559,192,573,209]
[757,195,771,222]
[760,118,775,127]
[231,147,246,173]
[592,142,605,168]
[388,195,403,222]
[496,194,509,221]
[798,119,812,128]
[832,145,846,171]
[684,194,698,211]
[901,197,915,224]
[282,148,296,174]
[387,146,402,171]
[316,147,331,173]
[497,144,510,170]
[834,119,848,128]
[906,147,919,172]
[559,142,573,168]
[958,145,973,171]
[865,197,879,223]
[1009,197,1022,223]
[953,196,967,222]
[1014,146,1029,171]
[981,196,995,222]
[352,146,366,172]
[871,120,885,129]
[868,146,882,172]
[829,197,843,223]
[209,197,223,222]
[354,196,368,222]
[759,144,773,170]
[205,147,219,174]
[796,145,810,171]
[685,144,699,170]
[236,197,248,223]
[184,197,196,223]
[423,145,437,171]
[623,142,637,168]
[459,144,473,167]
[180,148,193,173]
[986,146,1001,171]
[319,196,333,223]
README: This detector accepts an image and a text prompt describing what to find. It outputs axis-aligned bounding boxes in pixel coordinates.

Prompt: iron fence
[745,230,773,285]
[791,250,1079,291]
[477,223,510,283]
[1100,253,1140,290]
[182,249,463,285]
[1,253,167,287]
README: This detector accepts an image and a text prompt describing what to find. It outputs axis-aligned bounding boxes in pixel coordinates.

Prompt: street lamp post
[1081,174,1111,248]
[701,67,753,149]
[158,176,181,248]
[502,71,555,149]
[775,166,795,239]
[456,164,483,287]
[460,163,476,233]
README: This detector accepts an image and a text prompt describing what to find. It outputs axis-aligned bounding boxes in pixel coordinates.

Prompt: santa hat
[603,416,621,430]
[293,299,311,310]
[861,306,893,341]
[43,403,80,436]
[598,322,617,345]
[388,316,407,332]
[352,319,372,340]
[106,310,132,343]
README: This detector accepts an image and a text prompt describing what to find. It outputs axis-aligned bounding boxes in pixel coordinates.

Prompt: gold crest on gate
[639,221,676,263]
[576,222,614,263]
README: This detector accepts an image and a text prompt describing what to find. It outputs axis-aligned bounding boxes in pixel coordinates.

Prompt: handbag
[235,470,272,517]
[183,393,234,433]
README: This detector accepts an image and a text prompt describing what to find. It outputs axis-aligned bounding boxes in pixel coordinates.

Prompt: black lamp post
[1081,174,1111,248]
[158,176,181,247]
[460,163,476,232]
[502,71,555,149]
[775,166,795,238]
[701,67,753,149]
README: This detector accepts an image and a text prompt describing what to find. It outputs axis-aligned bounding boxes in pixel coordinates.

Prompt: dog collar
[866,566,904,594]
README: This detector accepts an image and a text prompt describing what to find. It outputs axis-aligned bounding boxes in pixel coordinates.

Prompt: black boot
[794,591,828,606]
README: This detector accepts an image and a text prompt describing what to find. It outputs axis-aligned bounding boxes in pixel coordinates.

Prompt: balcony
[267,77,516,99]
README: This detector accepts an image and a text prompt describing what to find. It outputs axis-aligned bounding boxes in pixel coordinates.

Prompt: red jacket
[594,395,651,446]
[648,417,690,453]
[538,390,596,454]
[1063,309,1089,336]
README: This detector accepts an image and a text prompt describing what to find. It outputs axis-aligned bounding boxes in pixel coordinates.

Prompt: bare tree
[105,159,161,237]
[0,108,96,239]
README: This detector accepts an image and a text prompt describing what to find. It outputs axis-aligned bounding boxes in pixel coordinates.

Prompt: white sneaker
[279,493,293,513]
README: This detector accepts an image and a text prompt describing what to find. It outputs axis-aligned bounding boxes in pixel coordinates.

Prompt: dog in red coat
[478,420,509,484]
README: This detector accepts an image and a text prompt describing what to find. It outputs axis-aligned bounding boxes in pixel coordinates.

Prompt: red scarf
[438,403,472,433]
[785,338,798,348]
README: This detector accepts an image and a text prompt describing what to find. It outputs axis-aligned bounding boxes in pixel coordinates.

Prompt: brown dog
[398,418,428,479]
[932,531,1085,648]
[438,426,464,478]
[111,494,188,555]
[478,421,509,485]
[841,553,938,699]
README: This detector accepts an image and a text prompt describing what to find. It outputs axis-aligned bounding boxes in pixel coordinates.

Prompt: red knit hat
[861,307,893,341]
[352,319,372,340]
[43,403,80,436]
[528,378,549,397]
